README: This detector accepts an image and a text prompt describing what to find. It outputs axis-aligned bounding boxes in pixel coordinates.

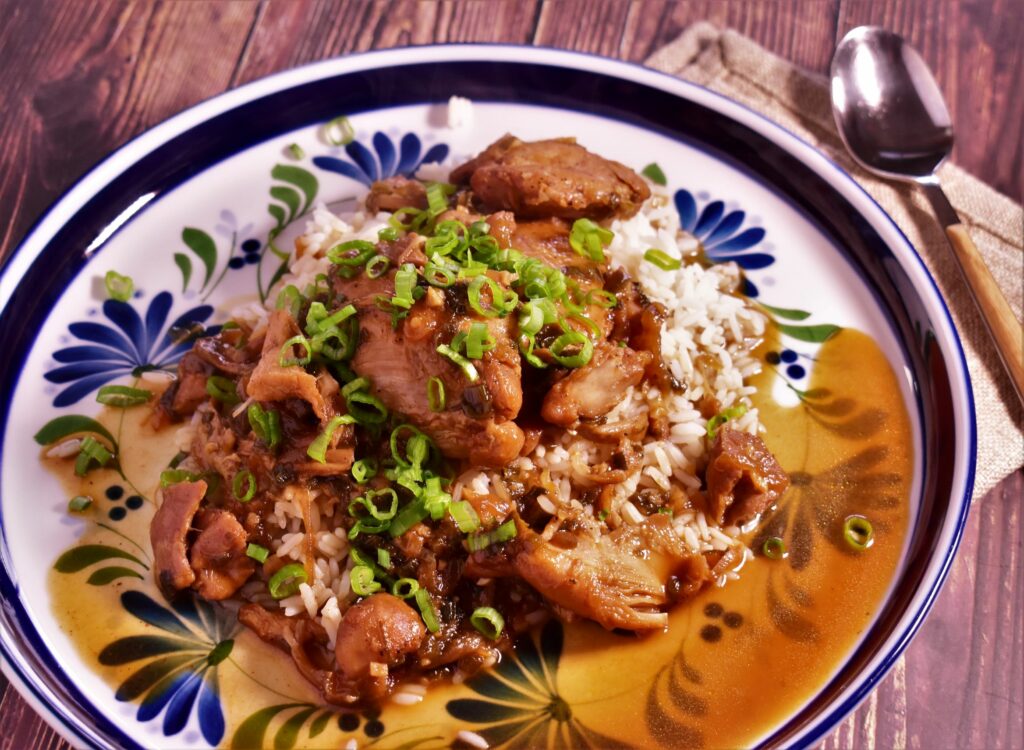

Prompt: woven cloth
[646,23,1023,497]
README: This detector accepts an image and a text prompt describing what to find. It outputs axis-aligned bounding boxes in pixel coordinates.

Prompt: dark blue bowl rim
[0,44,975,750]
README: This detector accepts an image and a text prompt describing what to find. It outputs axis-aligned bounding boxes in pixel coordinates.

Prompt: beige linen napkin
[646,23,1023,497]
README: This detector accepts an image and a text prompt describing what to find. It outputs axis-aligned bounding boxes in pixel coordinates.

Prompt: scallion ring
[68,495,92,512]
[278,335,312,367]
[205,375,240,405]
[327,239,376,266]
[467,276,511,318]
[437,343,479,382]
[391,578,419,599]
[549,330,594,368]
[470,606,505,640]
[232,470,256,502]
[427,376,446,412]
[569,218,613,262]
[465,321,495,359]
[762,536,788,560]
[268,563,308,599]
[585,289,618,308]
[324,115,355,146]
[74,436,113,477]
[104,270,134,302]
[96,385,152,408]
[843,515,874,551]
[376,548,391,569]
[365,254,391,279]
[643,248,682,271]
[350,565,381,597]
[160,468,200,487]
[414,588,440,633]
[707,404,749,439]
[351,457,378,484]
[307,414,356,463]
[423,261,456,287]
[345,390,389,425]
[449,501,481,533]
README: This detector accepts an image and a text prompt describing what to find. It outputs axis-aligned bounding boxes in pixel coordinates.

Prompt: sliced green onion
[278,335,312,367]
[349,547,395,586]
[275,284,304,318]
[268,563,308,599]
[96,385,152,408]
[550,330,594,368]
[465,322,495,359]
[341,377,370,398]
[706,404,749,439]
[586,289,618,309]
[641,162,667,186]
[388,206,426,231]
[467,276,511,318]
[327,239,376,266]
[425,182,449,216]
[391,578,420,599]
[232,470,256,502]
[470,606,505,640]
[104,270,134,302]
[427,376,445,412]
[414,588,440,633]
[349,488,399,522]
[307,414,355,463]
[160,468,199,487]
[843,516,874,551]
[421,476,451,520]
[376,548,391,569]
[246,543,269,563]
[324,115,355,146]
[465,519,517,552]
[205,375,240,405]
[762,536,788,560]
[437,343,479,382]
[305,302,357,336]
[388,498,428,538]
[449,501,481,533]
[569,218,613,262]
[423,260,457,287]
[378,226,400,242]
[391,264,418,309]
[288,143,305,159]
[345,390,389,425]
[365,254,391,279]
[68,495,92,512]
[74,436,113,477]
[569,312,602,340]
[350,565,381,596]
[644,248,681,271]
[247,404,282,450]
[351,458,378,484]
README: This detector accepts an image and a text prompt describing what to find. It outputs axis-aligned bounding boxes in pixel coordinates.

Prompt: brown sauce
[46,326,911,747]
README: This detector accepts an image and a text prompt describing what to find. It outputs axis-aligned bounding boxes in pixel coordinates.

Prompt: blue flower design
[45,291,214,407]
[675,189,772,296]
[313,131,449,187]
[99,591,237,746]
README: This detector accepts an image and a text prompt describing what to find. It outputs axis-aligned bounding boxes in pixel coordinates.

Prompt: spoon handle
[942,220,1024,404]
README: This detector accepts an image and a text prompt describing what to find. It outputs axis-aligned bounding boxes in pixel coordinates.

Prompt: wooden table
[0,2,1020,748]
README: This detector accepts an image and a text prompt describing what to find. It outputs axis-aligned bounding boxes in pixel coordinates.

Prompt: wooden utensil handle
[946,223,1024,402]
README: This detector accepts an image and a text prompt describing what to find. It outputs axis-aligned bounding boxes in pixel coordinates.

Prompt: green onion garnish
[449,501,481,533]
[288,143,305,159]
[327,239,375,267]
[341,377,370,399]
[205,375,240,406]
[278,335,312,368]
[349,488,399,522]
[843,516,874,551]
[104,270,134,302]
[391,264,418,309]
[232,470,256,502]
[391,578,420,599]
[378,227,400,242]
[365,254,391,279]
[388,498,428,538]
[351,457,378,484]
[74,436,113,477]
[307,414,355,463]
[68,495,92,512]
[350,565,381,596]
[414,588,440,633]
[305,302,357,336]
[427,376,445,412]
[706,404,749,439]
[160,468,199,487]
[643,248,681,271]
[247,404,282,450]
[467,276,512,318]
[376,548,391,569]
[346,390,389,425]
[437,343,479,382]
[246,543,269,563]
[465,519,518,552]
[96,385,152,407]
[550,330,594,368]
[421,476,451,520]
[275,284,304,318]
[425,182,449,216]
[268,563,308,599]
[569,218,613,262]
[423,260,456,288]
[470,606,505,640]
[762,536,788,559]
[465,322,495,359]
[585,289,618,309]
[324,115,355,146]
[641,162,667,186]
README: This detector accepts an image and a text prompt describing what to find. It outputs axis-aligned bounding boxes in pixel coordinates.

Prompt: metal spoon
[831,26,1024,403]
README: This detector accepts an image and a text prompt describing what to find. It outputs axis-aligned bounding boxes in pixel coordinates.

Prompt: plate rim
[0,43,976,750]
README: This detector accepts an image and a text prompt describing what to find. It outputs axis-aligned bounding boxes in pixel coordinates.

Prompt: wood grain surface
[0,2,1020,749]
